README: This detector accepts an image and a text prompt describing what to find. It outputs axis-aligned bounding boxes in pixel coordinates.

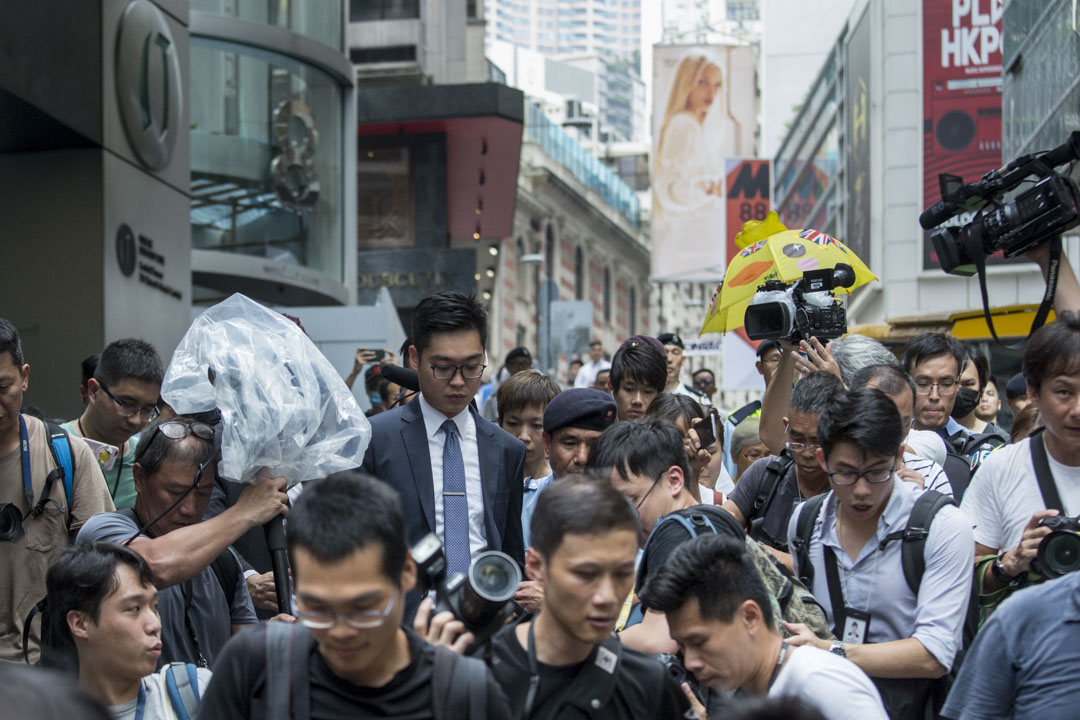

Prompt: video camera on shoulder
[1034,515,1080,579]
[743,263,856,342]
[921,131,1080,276]
[412,533,521,654]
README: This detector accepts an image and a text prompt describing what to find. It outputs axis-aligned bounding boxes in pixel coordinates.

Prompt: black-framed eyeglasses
[99,381,160,422]
[913,377,960,395]
[135,420,214,462]
[635,469,667,509]
[430,363,486,381]
[293,586,398,629]
[825,464,896,486]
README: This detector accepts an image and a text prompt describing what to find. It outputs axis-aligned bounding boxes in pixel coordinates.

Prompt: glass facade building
[1002,0,1080,158]
[189,0,355,305]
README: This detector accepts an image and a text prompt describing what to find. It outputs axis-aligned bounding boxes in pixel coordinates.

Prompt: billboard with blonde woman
[652,44,756,282]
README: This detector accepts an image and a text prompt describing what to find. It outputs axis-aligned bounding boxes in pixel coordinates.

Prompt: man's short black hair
[971,353,990,390]
[94,338,164,387]
[639,534,775,628]
[646,392,705,427]
[609,342,666,393]
[44,542,154,673]
[902,332,967,376]
[1024,311,1080,392]
[817,387,904,460]
[585,416,692,489]
[529,476,641,559]
[849,363,916,403]
[134,416,216,478]
[0,665,112,720]
[288,471,408,584]
[0,316,24,367]
[789,371,844,415]
[692,367,715,381]
[410,292,488,357]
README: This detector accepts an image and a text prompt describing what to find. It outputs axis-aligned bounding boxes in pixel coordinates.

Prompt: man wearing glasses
[197,472,512,718]
[783,387,973,720]
[63,339,164,509]
[901,333,970,437]
[722,371,845,564]
[76,416,290,668]
[361,292,526,623]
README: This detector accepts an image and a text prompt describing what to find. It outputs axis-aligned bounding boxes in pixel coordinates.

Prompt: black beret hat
[1005,372,1027,400]
[657,333,684,349]
[543,388,618,433]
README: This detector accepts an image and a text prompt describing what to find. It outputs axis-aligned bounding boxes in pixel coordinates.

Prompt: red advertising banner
[921,0,1005,269]
[725,158,771,267]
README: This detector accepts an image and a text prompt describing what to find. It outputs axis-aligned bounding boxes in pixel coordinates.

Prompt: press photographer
[961,311,1080,595]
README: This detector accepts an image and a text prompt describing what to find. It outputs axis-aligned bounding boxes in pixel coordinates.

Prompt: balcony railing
[524,102,640,227]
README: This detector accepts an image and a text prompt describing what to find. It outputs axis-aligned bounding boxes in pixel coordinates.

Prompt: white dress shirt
[419,394,488,558]
[787,477,975,670]
[574,358,611,388]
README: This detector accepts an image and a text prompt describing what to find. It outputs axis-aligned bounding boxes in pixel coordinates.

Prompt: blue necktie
[441,420,471,575]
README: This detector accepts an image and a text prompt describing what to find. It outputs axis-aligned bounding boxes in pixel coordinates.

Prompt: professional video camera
[921,131,1080,276]
[1034,515,1080,579]
[744,263,856,342]
[412,533,521,654]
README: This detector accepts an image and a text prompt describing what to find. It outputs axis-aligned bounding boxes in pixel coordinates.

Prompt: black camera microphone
[379,363,420,393]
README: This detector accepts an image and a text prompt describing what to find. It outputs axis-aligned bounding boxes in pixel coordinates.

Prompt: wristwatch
[991,553,1014,582]
[829,641,846,657]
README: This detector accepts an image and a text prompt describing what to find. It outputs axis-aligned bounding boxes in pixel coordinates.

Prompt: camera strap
[970,234,1060,349]
[18,415,63,520]
[1029,429,1064,513]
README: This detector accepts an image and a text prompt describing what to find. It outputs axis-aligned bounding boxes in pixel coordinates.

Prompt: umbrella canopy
[700,212,877,335]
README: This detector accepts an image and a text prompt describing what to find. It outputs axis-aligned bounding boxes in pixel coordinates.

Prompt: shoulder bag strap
[791,492,829,588]
[1030,430,1064,512]
[900,491,956,596]
[749,452,795,539]
[821,546,846,638]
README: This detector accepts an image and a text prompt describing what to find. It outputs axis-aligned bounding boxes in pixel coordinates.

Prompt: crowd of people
[2,250,1080,719]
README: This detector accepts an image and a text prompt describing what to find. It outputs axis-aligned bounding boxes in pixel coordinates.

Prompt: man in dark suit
[361,292,525,620]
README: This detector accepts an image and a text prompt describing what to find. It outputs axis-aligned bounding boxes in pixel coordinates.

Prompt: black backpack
[263,623,489,720]
[790,489,956,610]
[746,451,796,547]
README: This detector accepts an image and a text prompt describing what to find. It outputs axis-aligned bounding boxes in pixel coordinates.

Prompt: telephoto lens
[0,503,25,543]
[459,551,520,628]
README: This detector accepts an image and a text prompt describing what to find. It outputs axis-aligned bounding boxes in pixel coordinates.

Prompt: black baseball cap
[756,340,782,358]
[506,346,532,363]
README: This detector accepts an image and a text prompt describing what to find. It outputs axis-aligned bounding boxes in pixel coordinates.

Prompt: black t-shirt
[196,626,512,719]
[488,622,691,720]
[637,505,745,593]
[728,455,803,551]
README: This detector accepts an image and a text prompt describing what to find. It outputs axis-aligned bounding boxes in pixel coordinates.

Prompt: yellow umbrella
[699,212,877,335]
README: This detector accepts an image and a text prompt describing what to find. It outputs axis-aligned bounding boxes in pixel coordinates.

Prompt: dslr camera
[1034,515,1080,579]
[0,503,25,543]
[921,131,1080,275]
[743,263,856,342]
[412,533,521,654]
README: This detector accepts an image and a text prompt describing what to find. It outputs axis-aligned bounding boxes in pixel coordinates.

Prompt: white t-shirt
[110,667,213,719]
[769,645,888,720]
[961,436,1080,551]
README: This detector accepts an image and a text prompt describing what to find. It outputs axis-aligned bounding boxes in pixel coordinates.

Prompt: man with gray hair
[77,416,290,668]
[729,417,772,483]
[829,334,900,388]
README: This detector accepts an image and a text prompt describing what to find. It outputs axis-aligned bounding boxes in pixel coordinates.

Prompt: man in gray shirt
[77,416,289,668]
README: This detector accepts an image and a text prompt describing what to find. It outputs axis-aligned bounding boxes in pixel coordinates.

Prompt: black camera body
[1034,515,1080,579]
[412,533,521,653]
[922,131,1080,276]
[744,264,855,343]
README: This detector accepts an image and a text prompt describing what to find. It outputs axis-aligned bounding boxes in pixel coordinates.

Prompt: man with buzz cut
[487,476,692,719]
[65,338,165,509]
[639,534,887,720]
[657,333,711,406]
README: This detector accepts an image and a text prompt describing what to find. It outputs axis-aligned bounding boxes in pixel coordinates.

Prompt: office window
[350,0,420,21]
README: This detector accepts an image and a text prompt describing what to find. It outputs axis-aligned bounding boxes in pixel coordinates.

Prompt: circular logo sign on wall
[115,0,183,171]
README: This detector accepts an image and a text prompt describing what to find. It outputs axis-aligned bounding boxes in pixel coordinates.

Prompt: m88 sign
[725,158,771,267]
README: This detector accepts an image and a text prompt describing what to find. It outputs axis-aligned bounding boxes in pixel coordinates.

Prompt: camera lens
[1037,531,1080,578]
[468,552,519,603]
[0,503,25,543]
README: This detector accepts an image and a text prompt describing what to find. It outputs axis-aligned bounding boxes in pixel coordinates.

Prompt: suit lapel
[473,407,502,546]
[401,400,436,534]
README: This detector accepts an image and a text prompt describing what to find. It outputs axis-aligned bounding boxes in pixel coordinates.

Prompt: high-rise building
[486,0,642,60]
